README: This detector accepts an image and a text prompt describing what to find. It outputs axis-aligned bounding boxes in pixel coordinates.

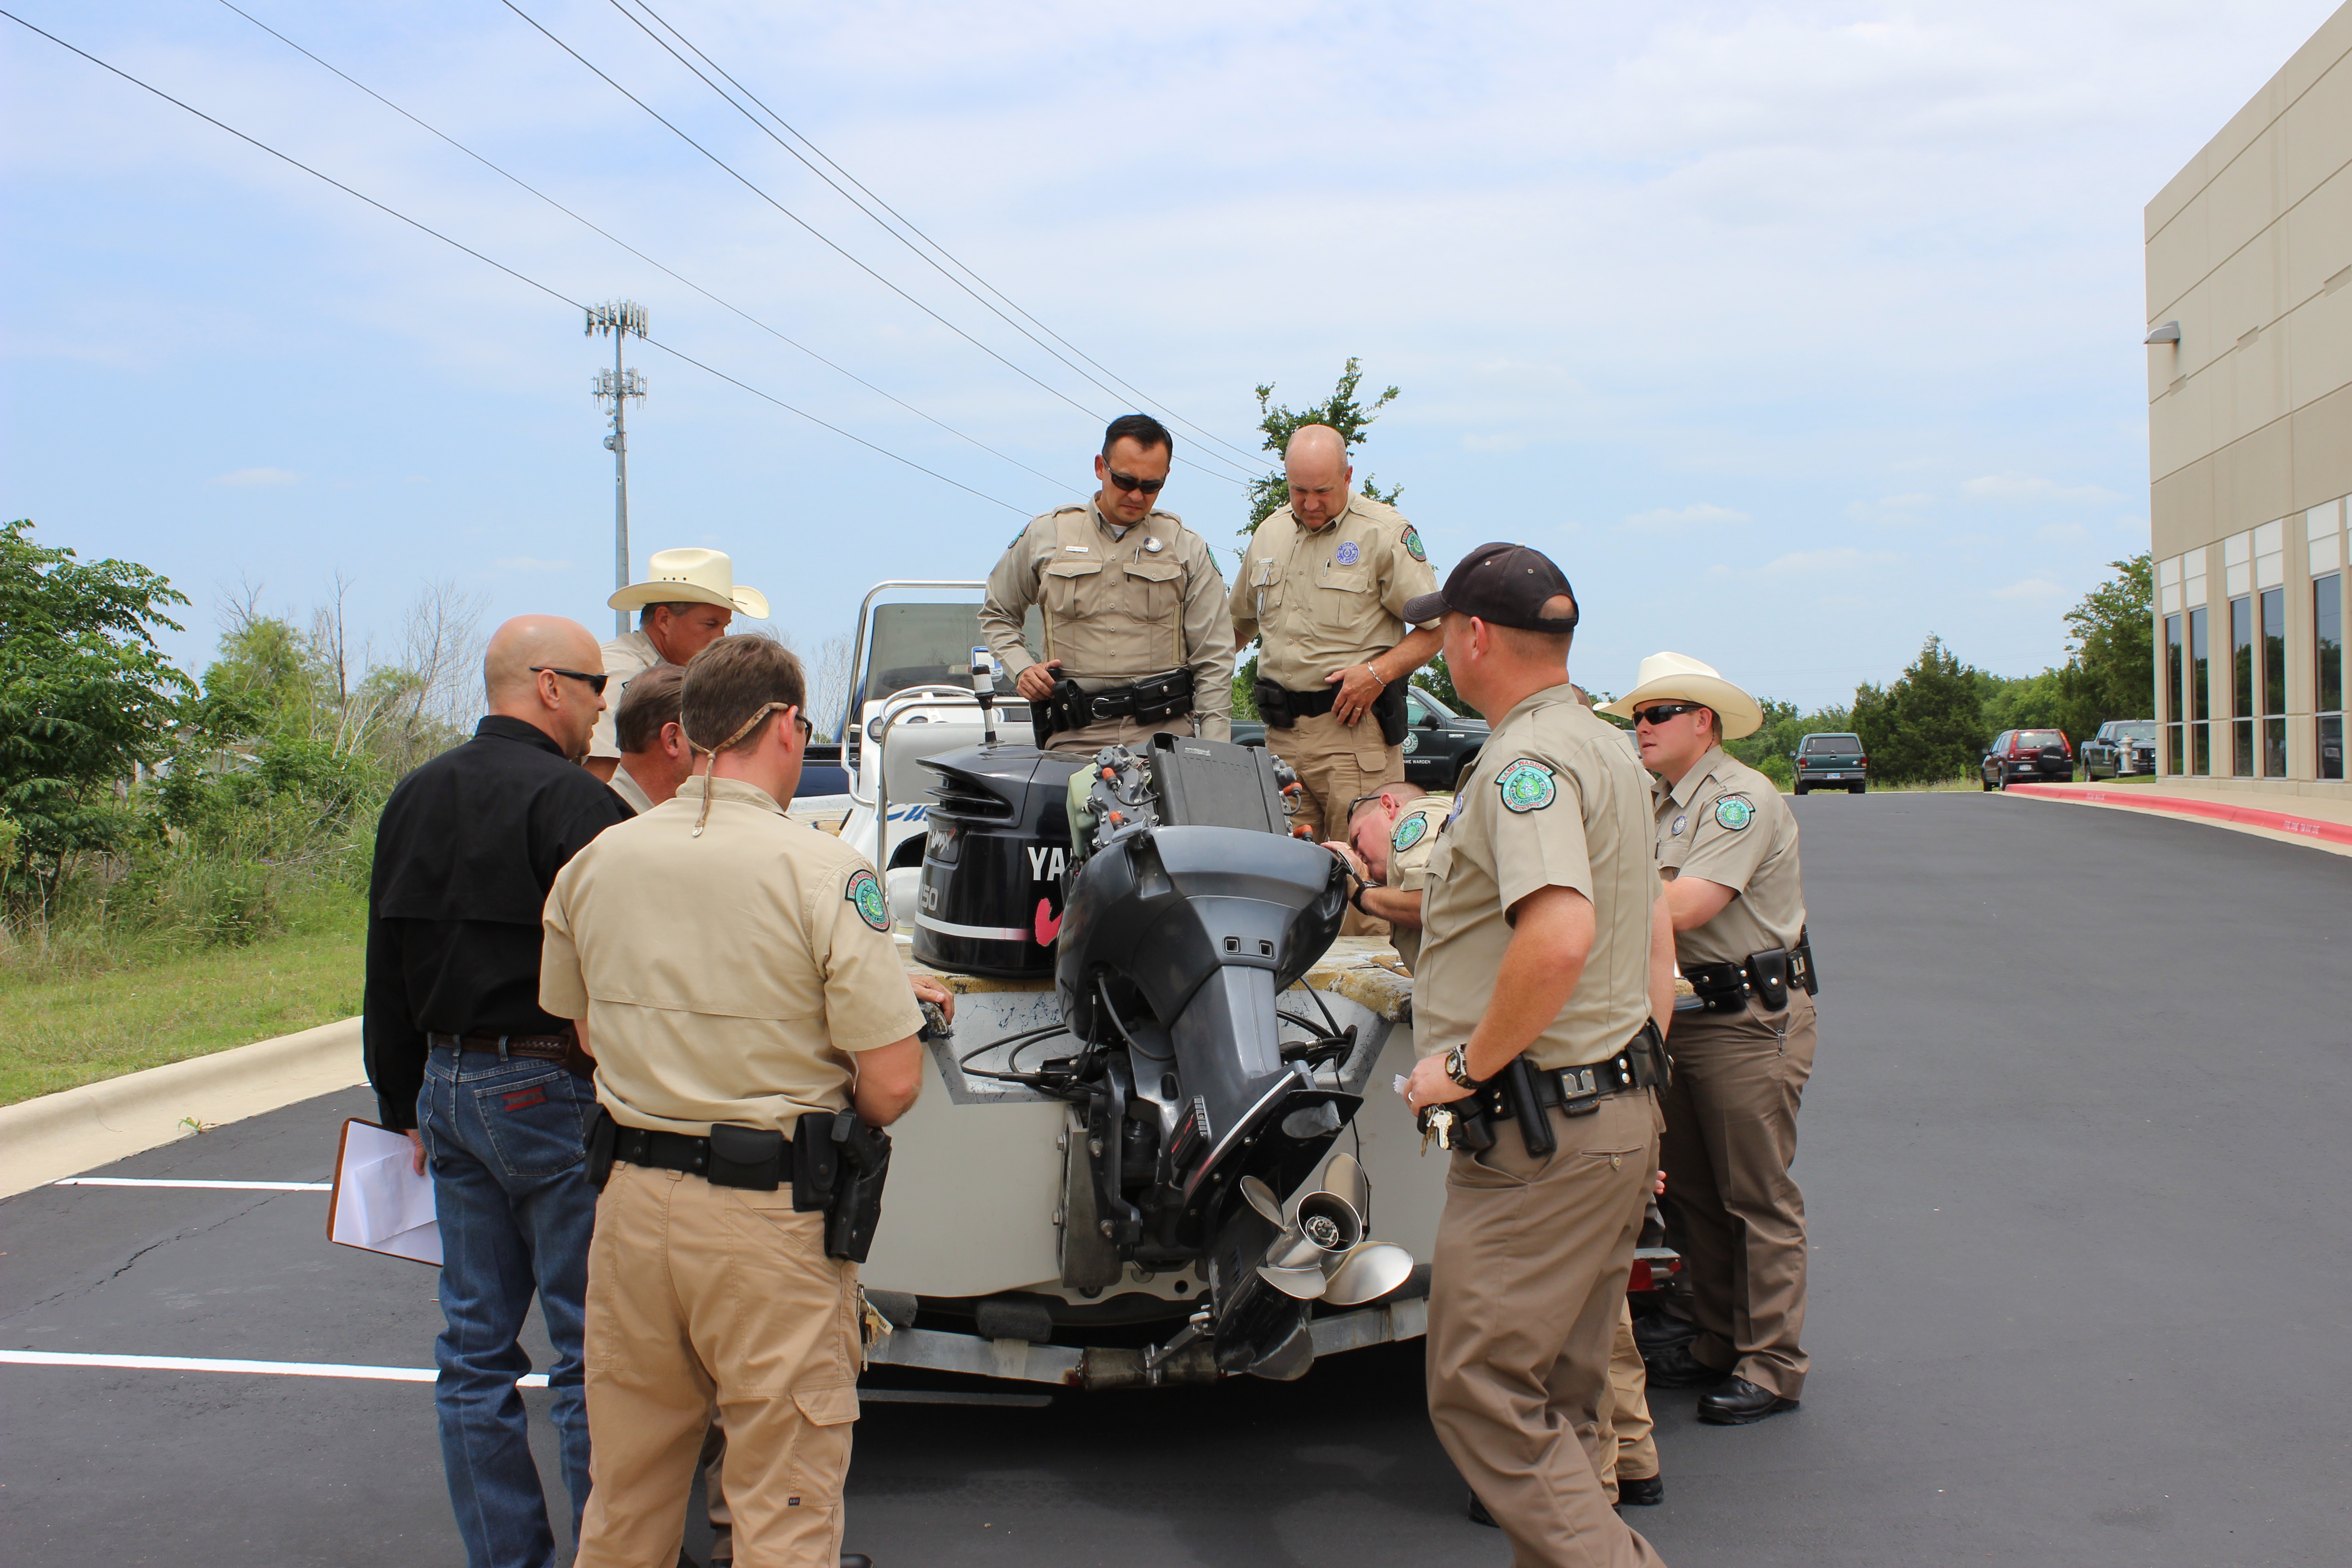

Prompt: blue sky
[5,1,2341,710]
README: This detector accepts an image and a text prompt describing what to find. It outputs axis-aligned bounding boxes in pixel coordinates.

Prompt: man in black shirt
[366,614,631,1568]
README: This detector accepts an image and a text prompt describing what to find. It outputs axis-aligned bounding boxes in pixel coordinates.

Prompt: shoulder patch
[846,867,891,931]
[1392,812,1429,853]
[1713,795,1755,832]
[1402,526,1426,563]
[1497,758,1557,813]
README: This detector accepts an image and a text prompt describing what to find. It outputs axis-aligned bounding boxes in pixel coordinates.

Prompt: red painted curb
[2006,784,2352,846]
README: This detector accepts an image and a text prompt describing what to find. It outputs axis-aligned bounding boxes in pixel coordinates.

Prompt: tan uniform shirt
[979,499,1234,739]
[1416,686,1658,1070]
[1382,793,1450,975]
[1653,745,1807,966]
[586,628,669,761]
[607,763,655,816]
[1229,495,1438,692]
[540,774,922,1137]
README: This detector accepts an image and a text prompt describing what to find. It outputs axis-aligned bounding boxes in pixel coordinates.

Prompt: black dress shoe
[1695,1376,1798,1425]
[1641,1340,1730,1388]
[1466,1490,1499,1528]
[1615,1474,1665,1507]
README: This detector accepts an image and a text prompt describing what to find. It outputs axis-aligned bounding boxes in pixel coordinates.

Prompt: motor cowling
[911,745,1084,979]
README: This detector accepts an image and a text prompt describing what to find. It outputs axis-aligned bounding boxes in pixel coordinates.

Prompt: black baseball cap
[1402,542,1579,632]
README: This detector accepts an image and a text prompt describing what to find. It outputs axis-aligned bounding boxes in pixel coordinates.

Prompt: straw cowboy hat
[607,548,769,619]
[1598,652,1764,740]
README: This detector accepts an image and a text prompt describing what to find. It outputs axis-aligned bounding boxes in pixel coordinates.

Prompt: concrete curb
[0,1017,365,1199]
[2005,784,2352,855]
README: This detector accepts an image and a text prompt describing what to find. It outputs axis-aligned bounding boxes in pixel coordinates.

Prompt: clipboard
[327,1118,443,1266]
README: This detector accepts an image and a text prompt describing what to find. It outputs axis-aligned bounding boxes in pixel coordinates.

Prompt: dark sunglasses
[1343,791,1391,822]
[1630,701,1704,727]
[1104,466,1167,495]
[530,666,609,696]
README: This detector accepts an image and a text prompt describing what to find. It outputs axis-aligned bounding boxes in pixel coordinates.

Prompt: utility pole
[586,301,648,636]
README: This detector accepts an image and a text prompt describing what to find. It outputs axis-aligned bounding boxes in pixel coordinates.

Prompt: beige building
[2146,2,2350,794]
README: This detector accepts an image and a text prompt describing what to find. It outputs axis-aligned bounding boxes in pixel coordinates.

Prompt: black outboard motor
[1055,734,1408,1377]
[911,746,1083,979]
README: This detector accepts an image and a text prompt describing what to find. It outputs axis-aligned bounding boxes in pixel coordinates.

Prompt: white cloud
[1847,492,1935,526]
[211,467,299,487]
[1622,503,1750,530]
[1994,578,2067,600]
[2036,521,2091,543]
[493,556,572,573]
[1960,473,2121,505]
[1749,547,1900,577]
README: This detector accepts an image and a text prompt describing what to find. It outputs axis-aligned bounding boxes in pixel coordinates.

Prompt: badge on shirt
[1714,795,1755,832]
[1671,813,1687,837]
[1447,793,1467,825]
[1392,812,1429,853]
[847,867,891,931]
[1497,759,1558,813]
[1335,541,1361,566]
[1402,526,1426,562]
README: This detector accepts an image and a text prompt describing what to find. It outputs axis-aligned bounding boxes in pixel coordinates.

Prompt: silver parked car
[2080,720,2158,780]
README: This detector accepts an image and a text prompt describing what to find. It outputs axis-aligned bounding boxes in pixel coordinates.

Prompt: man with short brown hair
[606,665,689,813]
[547,634,922,1568]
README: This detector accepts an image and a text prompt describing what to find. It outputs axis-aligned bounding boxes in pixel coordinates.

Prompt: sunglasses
[530,666,608,696]
[1103,466,1167,496]
[1631,701,1704,727]
[1343,791,1392,821]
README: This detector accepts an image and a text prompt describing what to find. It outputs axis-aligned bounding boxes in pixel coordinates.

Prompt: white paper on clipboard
[328,1119,443,1265]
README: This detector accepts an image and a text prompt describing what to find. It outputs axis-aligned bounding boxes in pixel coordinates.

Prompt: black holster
[1789,926,1820,996]
[793,1110,893,1263]
[585,1105,617,1191]
[1371,677,1408,746]
[1253,679,1296,729]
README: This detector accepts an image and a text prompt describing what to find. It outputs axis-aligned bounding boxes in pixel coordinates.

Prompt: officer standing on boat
[1230,424,1440,839]
[980,414,1234,753]
[543,635,925,1568]
[1400,544,1675,1566]
[1602,652,1816,1426]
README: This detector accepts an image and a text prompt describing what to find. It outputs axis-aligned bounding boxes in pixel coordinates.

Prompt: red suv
[1980,729,2073,789]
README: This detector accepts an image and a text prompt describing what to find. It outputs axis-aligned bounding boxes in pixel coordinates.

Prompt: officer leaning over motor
[1601,653,1817,1426]
[980,413,1234,753]
[1230,424,1440,841]
[543,634,925,1568]
[1399,544,1676,1567]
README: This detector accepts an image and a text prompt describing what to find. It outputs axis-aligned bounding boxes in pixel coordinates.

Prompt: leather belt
[428,1030,571,1063]
[611,1123,714,1178]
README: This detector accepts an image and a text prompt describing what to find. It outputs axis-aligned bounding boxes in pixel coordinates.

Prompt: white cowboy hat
[1597,652,1764,740]
[607,548,769,619]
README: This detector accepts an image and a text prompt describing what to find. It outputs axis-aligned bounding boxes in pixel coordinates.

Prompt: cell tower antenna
[587,300,649,636]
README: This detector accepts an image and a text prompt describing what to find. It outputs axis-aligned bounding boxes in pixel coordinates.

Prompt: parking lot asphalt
[4,790,2347,1567]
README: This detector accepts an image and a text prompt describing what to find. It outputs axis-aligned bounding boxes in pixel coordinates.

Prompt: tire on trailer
[1848,781,1865,794]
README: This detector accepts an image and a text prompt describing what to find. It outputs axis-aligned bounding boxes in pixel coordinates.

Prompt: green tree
[2058,553,2155,736]
[0,519,196,904]
[1244,358,1402,533]
[1412,654,1462,711]
[1853,635,1987,784]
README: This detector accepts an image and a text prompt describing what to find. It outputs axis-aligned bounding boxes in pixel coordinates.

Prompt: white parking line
[0,1350,545,1386]
[50,1177,331,1190]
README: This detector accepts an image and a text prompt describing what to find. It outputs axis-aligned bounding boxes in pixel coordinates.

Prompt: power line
[0,7,1032,514]
[607,0,1267,479]
[496,0,1248,488]
[211,0,1075,498]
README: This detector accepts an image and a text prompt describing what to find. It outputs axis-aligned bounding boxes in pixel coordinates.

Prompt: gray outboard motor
[1055,734,1411,1377]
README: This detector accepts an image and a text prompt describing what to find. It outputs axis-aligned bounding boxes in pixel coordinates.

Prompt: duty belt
[1254,675,1408,744]
[1682,927,1818,1014]
[1034,670,1195,741]
[589,1108,893,1263]
[1420,1021,1667,1160]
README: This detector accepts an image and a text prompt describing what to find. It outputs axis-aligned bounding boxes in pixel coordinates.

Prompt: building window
[2190,605,2211,774]
[2259,587,2287,777]
[2230,595,2254,775]
[2165,612,2184,774]
[2320,572,2344,781]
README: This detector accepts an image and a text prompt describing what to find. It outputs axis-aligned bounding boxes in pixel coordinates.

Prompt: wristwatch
[1349,875,1373,916]
[1443,1044,1478,1089]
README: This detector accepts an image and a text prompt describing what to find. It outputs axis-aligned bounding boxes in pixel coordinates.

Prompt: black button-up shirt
[363,715,632,1129]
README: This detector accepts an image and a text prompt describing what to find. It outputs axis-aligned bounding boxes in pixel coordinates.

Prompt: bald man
[1231,424,1442,842]
[364,615,633,1568]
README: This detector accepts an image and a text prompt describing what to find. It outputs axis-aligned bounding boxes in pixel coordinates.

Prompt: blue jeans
[418,1046,598,1568]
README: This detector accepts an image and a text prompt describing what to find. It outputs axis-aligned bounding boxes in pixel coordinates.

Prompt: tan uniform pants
[1597,1299,1658,1494]
[575,1162,862,1568]
[1656,990,1815,1399]
[1426,1088,1669,1568]
[1263,708,1402,842]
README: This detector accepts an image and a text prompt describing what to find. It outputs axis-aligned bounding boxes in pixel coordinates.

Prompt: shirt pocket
[1042,558,1103,619]
[1314,566,1377,631]
[1122,559,1182,624]
[1250,558,1285,624]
